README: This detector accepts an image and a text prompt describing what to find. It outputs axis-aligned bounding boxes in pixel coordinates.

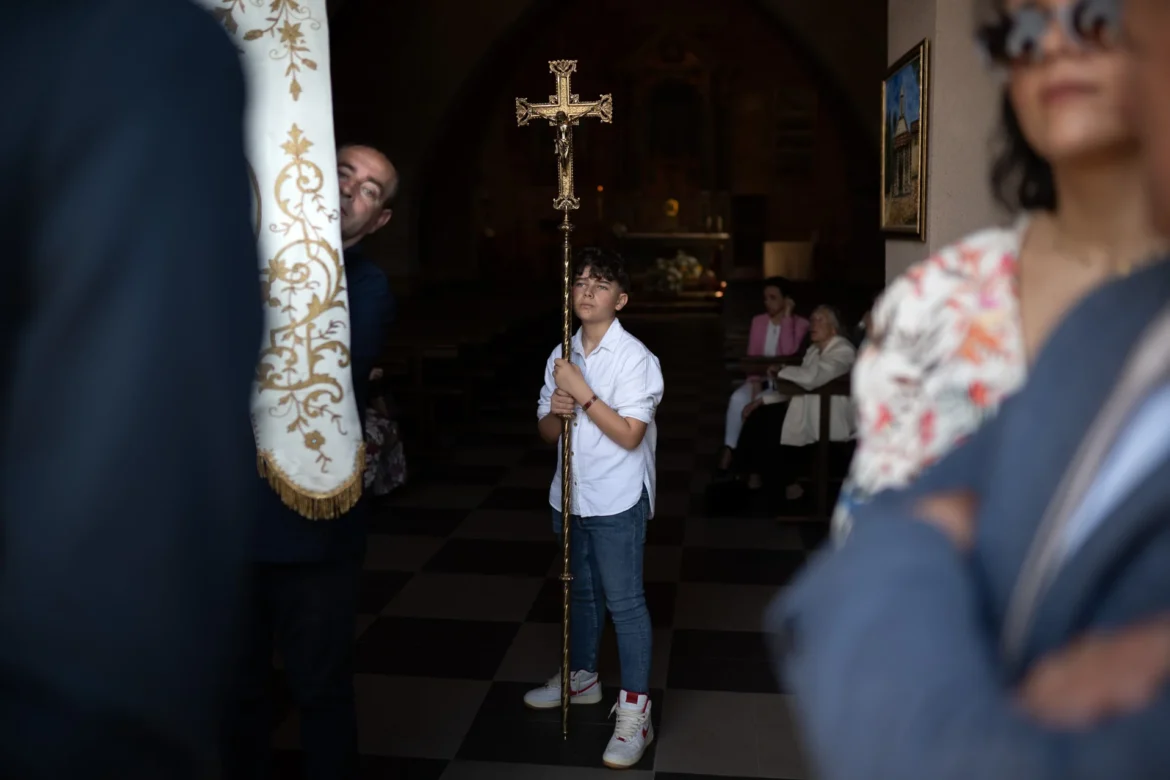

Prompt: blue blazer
[771,259,1170,780]
[0,1,261,777]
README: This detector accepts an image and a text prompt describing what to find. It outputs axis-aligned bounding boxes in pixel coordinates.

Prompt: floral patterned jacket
[832,222,1029,539]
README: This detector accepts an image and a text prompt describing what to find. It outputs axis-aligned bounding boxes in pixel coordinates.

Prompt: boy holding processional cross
[527,247,664,769]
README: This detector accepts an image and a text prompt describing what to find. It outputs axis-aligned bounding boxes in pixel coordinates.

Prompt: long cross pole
[516,60,612,740]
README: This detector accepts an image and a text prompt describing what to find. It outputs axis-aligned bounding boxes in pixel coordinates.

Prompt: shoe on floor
[523,670,602,710]
[602,690,654,769]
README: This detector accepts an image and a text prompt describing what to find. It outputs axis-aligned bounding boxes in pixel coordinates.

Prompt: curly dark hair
[573,247,630,293]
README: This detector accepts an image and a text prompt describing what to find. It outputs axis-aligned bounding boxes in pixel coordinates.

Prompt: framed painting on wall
[881,38,929,240]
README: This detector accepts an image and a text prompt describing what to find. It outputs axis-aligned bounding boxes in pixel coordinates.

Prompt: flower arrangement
[646,250,704,295]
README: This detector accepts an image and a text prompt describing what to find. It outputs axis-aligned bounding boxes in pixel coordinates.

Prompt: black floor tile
[680,547,806,586]
[353,616,520,679]
[456,681,663,768]
[524,578,564,623]
[667,629,781,694]
[646,581,679,626]
[423,538,559,577]
[358,570,414,614]
[688,493,710,516]
[478,485,550,511]
[526,579,677,627]
[646,514,687,546]
[367,506,468,537]
[272,749,448,779]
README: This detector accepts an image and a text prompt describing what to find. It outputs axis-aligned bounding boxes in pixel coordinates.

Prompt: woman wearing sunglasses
[833,0,1166,541]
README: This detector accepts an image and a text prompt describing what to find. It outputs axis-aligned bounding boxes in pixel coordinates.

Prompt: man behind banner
[223,144,397,780]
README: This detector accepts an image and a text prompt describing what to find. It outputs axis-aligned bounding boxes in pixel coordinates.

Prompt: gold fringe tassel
[256,445,366,521]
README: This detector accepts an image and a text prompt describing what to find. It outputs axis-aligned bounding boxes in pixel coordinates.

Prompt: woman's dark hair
[762,276,789,296]
[990,92,1056,212]
[573,247,630,293]
[978,0,1056,213]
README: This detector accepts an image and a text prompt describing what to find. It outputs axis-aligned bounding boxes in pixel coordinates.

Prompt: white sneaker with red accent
[522,670,602,710]
[602,690,654,769]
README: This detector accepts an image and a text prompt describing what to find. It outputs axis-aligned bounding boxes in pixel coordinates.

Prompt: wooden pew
[731,359,853,521]
[770,375,852,521]
[739,355,804,374]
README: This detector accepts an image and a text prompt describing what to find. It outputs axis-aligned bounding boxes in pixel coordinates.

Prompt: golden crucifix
[516,59,612,740]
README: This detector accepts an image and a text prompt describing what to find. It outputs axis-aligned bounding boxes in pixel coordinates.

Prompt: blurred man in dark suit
[0,1,261,777]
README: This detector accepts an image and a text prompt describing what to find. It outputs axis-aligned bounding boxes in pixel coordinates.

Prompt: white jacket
[761,335,857,447]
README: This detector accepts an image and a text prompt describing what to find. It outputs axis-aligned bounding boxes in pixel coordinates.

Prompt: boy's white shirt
[537,318,665,518]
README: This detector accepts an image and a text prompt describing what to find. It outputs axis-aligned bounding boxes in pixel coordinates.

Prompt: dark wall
[327,0,887,290]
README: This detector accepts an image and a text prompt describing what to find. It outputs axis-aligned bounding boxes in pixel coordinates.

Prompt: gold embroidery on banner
[210,0,246,36]
[207,2,359,519]
[211,0,320,100]
[255,125,351,484]
[247,0,320,101]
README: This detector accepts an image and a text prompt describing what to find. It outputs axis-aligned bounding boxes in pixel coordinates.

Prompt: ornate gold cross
[516,60,613,212]
[515,59,612,741]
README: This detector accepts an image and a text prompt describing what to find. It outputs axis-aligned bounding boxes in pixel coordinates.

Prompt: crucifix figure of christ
[517,59,613,213]
[516,59,612,740]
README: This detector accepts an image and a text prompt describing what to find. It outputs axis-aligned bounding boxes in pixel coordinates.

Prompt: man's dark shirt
[252,246,393,562]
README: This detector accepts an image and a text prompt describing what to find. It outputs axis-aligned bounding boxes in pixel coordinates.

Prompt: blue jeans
[552,489,652,694]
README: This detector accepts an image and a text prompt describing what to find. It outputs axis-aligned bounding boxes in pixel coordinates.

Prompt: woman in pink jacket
[719,276,809,472]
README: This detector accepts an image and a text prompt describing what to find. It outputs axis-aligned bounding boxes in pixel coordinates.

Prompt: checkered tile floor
[272,314,828,779]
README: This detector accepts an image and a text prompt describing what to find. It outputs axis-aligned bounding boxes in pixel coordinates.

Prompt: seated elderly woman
[719,276,809,472]
[732,304,857,495]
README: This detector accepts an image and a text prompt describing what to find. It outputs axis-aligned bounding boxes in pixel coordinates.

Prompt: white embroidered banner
[199,0,363,519]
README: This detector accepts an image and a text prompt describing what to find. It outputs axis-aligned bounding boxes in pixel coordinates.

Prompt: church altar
[601,187,731,301]
[615,231,730,301]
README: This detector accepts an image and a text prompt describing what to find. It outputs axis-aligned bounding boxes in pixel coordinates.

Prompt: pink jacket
[748,312,809,358]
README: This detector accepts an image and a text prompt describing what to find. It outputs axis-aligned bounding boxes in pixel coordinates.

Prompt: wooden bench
[738,355,804,372]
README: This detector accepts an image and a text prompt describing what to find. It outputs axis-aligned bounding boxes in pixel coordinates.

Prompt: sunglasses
[976,0,1122,68]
